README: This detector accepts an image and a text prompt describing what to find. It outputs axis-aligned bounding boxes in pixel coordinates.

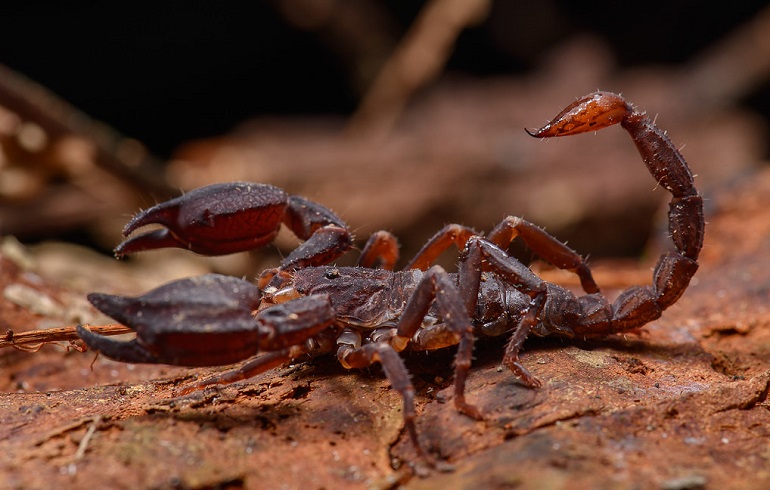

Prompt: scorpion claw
[76,325,160,363]
[81,274,266,366]
[116,182,290,257]
[80,274,336,368]
[114,228,186,258]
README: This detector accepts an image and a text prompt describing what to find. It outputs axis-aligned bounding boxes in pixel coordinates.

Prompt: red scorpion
[78,92,704,462]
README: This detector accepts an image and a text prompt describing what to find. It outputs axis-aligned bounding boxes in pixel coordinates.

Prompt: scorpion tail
[529,91,704,333]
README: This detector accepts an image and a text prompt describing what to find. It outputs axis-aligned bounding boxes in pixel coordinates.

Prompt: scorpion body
[78,92,704,463]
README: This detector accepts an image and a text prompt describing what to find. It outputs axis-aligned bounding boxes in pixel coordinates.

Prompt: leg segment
[487,216,599,294]
[358,230,400,270]
[502,295,545,388]
[459,236,548,386]
[404,224,477,271]
[392,266,481,419]
[459,237,546,309]
[337,335,428,461]
[176,346,307,395]
[404,217,599,296]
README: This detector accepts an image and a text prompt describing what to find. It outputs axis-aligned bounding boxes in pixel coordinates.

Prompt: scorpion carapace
[77,92,704,464]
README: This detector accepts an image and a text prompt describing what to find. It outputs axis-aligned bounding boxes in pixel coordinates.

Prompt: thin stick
[75,415,103,460]
[35,416,101,446]
[0,324,132,350]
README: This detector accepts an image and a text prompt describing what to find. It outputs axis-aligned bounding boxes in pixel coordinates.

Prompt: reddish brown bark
[2,164,770,489]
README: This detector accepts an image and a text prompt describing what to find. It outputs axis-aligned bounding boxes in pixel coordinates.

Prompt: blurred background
[1,1,769,278]
[4,5,770,487]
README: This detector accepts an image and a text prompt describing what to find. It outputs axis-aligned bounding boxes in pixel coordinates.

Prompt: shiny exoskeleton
[78,92,704,463]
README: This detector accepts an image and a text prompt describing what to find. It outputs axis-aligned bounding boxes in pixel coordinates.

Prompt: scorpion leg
[530,92,704,335]
[403,219,599,295]
[459,236,548,388]
[176,347,308,396]
[500,296,546,388]
[357,230,400,270]
[404,224,477,271]
[487,216,599,294]
[391,265,481,419]
[336,330,429,462]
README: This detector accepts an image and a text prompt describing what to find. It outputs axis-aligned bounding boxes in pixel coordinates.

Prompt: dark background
[1,1,769,159]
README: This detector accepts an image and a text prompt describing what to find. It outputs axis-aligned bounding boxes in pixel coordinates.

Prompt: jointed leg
[358,230,400,270]
[337,339,427,460]
[393,265,481,419]
[404,224,477,271]
[487,216,599,294]
[502,296,545,388]
[176,346,307,395]
[459,236,548,387]
[402,218,598,296]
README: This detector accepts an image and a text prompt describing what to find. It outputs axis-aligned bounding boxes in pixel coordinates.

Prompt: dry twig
[348,0,491,138]
[1,323,131,351]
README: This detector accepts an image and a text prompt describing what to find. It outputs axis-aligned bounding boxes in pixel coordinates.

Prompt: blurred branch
[348,0,491,139]
[0,63,173,197]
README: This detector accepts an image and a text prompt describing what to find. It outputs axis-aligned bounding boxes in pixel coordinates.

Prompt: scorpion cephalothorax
[78,92,703,464]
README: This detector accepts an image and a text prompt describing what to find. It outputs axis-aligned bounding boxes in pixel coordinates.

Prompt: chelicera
[77,92,704,462]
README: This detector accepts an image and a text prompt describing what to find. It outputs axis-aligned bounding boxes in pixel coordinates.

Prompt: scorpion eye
[324,268,340,280]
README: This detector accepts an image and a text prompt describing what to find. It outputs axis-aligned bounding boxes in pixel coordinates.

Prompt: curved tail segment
[529,92,704,335]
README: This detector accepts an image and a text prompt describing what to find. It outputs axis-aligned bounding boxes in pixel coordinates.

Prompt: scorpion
[77,92,704,462]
